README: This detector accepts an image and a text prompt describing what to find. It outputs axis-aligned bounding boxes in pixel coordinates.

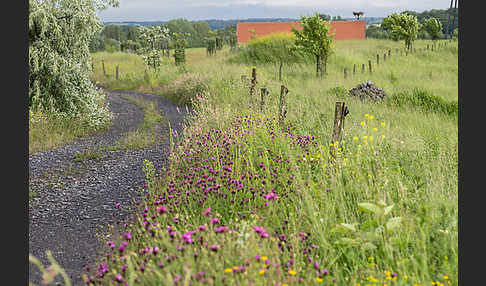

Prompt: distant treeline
[366,8,459,39]
[89,19,237,52]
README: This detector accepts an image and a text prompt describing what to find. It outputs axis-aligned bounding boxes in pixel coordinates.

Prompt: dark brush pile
[349,81,388,101]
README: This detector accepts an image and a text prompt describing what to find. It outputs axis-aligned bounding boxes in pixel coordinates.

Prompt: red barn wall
[237,21,365,44]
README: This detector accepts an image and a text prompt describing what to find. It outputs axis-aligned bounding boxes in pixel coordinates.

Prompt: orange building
[237,21,366,44]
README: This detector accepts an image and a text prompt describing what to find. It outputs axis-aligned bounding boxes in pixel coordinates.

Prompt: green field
[84,38,457,286]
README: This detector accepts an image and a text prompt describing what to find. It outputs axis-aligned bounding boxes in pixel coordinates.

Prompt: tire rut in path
[29,89,189,285]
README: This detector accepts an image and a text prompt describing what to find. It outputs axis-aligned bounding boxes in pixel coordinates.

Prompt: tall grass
[29,110,111,154]
[83,39,457,286]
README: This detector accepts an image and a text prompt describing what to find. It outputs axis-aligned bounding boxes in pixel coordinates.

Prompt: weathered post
[102,59,106,76]
[388,50,391,57]
[427,44,430,50]
[249,67,257,106]
[344,68,348,79]
[376,54,379,65]
[353,64,356,76]
[278,85,288,126]
[383,53,386,62]
[361,63,365,74]
[330,102,348,159]
[368,60,372,73]
[260,87,269,112]
[116,65,119,80]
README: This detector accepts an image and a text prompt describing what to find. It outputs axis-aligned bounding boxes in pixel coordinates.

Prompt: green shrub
[328,86,348,97]
[164,72,209,106]
[229,32,310,64]
[387,88,457,117]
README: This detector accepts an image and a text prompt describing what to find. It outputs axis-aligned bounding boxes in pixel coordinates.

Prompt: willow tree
[29,0,119,129]
[292,13,334,77]
[381,13,421,50]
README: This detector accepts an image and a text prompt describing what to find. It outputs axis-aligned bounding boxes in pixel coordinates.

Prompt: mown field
[84,38,457,286]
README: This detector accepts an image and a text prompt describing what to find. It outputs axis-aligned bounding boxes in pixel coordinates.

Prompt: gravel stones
[348,81,388,101]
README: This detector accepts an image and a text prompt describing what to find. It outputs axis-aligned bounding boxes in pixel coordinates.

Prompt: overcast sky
[97,0,452,22]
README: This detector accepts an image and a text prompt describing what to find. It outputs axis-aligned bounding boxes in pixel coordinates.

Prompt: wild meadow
[80,38,458,285]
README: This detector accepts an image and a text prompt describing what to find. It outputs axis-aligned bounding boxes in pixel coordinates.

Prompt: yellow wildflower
[403,275,408,279]
[288,270,297,275]
[369,115,374,119]
[258,269,266,275]
[224,268,233,273]
[316,277,323,282]
[282,284,288,286]
[361,121,366,126]
[373,127,378,132]
[381,122,386,127]
[353,136,359,141]
[260,256,268,261]
[443,275,449,280]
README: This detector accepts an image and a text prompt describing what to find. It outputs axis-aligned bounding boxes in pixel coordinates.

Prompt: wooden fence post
[427,44,429,50]
[361,63,365,74]
[116,65,119,80]
[344,68,348,79]
[249,67,257,107]
[376,54,379,65]
[383,53,386,62]
[353,64,356,76]
[388,50,391,57]
[102,59,106,76]
[278,85,288,126]
[330,102,348,159]
[260,87,269,112]
[368,60,372,73]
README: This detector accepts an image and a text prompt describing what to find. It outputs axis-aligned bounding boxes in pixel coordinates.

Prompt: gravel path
[28,89,190,285]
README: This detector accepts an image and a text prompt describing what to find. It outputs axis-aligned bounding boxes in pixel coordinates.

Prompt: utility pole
[445,0,453,38]
[451,0,458,38]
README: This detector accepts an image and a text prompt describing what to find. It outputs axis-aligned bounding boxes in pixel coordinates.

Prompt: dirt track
[28,89,189,285]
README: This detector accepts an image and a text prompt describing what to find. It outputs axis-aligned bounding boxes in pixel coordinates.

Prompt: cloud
[97,0,451,22]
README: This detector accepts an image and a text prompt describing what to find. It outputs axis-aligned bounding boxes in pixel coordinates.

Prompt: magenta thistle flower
[123,232,132,240]
[115,273,123,282]
[156,205,168,214]
[209,244,220,251]
[264,192,278,201]
[181,231,195,244]
[210,217,220,224]
[321,269,329,275]
[215,226,228,233]
[203,207,212,216]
